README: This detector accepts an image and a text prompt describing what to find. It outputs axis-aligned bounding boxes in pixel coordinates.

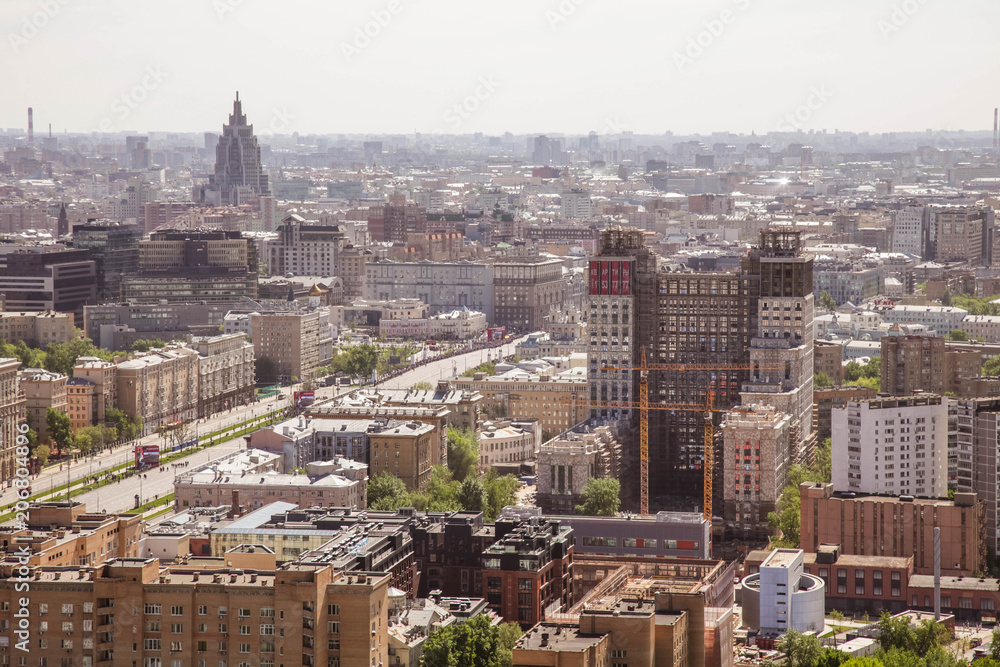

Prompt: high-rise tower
[198,93,271,206]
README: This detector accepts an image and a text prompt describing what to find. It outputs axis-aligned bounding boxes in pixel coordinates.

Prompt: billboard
[487,327,506,341]
[294,391,316,406]
[135,445,160,470]
[588,259,635,296]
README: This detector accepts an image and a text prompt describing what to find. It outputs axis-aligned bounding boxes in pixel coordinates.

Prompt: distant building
[198,94,271,206]
[251,310,332,383]
[0,358,25,481]
[268,213,347,277]
[0,310,73,347]
[742,549,825,634]
[0,247,96,325]
[365,259,494,321]
[71,220,142,302]
[72,357,117,425]
[493,257,566,332]
[116,344,200,432]
[191,333,255,416]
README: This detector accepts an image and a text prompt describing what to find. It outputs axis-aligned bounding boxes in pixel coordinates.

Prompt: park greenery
[575,477,621,516]
[983,354,1000,377]
[814,371,834,387]
[767,438,831,548]
[368,426,519,521]
[461,360,497,377]
[778,614,958,667]
[422,614,523,667]
[844,357,881,392]
[819,291,838,311]
[0,336,124,376]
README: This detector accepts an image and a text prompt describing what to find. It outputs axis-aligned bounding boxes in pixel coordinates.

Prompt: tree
[483,469,519,522]
[426,465,460,512]
[422,614,509,667]
[817,648,850,667]
[33,443,50,466]
[819,291,838,310]
[45,408,73,455]
[255,357,278,384]
[447,426,479,482]
[941,289,952,306]
[778,630,822,667]
[367,472,408,510]
[411,381,434,391]
[984,355,1000,378]
[575,478,621,517]
[457,477,487,513]
[992,627,1000,662]
[946,329,969,341]
[876,612,916,653]
[814,437,832,483]
[131,338,168,352]
[497,622,524,667]
[767,460,828,548]
[814,371,834,387]
[74,433,94,454]
[345,343,381,379]
[878,647,923,667]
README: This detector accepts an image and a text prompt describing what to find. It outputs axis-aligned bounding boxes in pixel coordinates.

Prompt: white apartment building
[832,394,948,498]
[561,189,592,220]
[267,213,346,277]
[365,259,494,321]
[891,205,930,257]
[959,315,1000,343]
[883,305,969,335]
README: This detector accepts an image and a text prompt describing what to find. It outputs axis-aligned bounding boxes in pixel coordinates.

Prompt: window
[837,569,847,595]
[145,604,162,615]
[219,623,228,633]
[873,571,883,596]
[239,626,250,636]
[329,638,340,650]
[171,624,182,634]
[198,606,207,616]
[612,651,628,659]
[61,622,73,633]
[238,644,250,654]
[197,641,208,652]
[147,621,160,632]
[170,606,183,616]
[326,605,339,616]
[238,609,250,618]
[260,607,275,618]
[61,604,73,615]
[328,622,340,634]
[260,624,274,636]
[144,639,161,651]
[855,570,865,595]
[169,642,182,652]
[891,571,901,597]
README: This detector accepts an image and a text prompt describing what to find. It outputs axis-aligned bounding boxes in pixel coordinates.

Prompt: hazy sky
[2,0,998,137]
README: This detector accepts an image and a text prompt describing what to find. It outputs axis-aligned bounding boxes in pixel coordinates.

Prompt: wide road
[374,336,527,391]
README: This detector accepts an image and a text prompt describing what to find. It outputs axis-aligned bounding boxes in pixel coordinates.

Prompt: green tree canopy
[457,477,487,513]
[45,408,73,454]
[411,380,434,391]
[367,472,408,510]
[946,329,969,341]
[575,478,621,517]
[814,371,834,387]
[819,291,838,310]
[422,614,517,667]
[33,443,50,466]
[778,630,822,667]
[447,426,479,482]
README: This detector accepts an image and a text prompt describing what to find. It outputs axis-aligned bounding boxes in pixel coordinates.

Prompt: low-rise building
[536,427,622,514]
[0,357,25,481]
[370,420,438,492]
[477,419,540,472]
[741,548,825,635]
[174,449,367,514]
[0,310,74,346]
[800,482,984,576]
[72,357,117,424]
[65,376,95,431]
[378,307,487,341]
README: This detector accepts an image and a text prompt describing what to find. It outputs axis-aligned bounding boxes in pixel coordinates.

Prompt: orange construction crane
[598,350,784,519]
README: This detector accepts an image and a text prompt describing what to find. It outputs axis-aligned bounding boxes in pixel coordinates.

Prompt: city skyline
[3,0,999,136]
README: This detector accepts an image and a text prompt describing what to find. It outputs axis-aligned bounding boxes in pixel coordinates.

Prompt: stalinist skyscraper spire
[197,92,271,206]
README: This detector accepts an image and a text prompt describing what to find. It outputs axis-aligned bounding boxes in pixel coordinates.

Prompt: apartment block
[812,385,878,441]
[953,397,1000,553]
[0,310,74,346]
[251,310,330,383]
[83,301,245,351]
[477,420,539,472]
[66,376,96,431]
[174,450,367,514]
[0,557,389,667]
[933,205,993,265]
[268,213,347,277]
[800,482,985,576]
[493,256,566,332]
[0,359,26,479]
[880,335,946,396]
[483,517,574,627]
[892,205,932,258]
[883,306,968,335]
[191,333,255,416]
[832,395,948,498]
[366,259,494,321]
[0,247,96,325]
[72,357,117,425]
[6,502,143,568]
[71,220,142,302]
[814,339,844,384]
[369,420,438,492]
[368,198,427,243]
[116,345,200,432]
[20,368,67,445]
[720,405,792,542]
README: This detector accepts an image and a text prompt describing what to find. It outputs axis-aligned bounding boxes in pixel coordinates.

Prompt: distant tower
[57,204,68,237]
[994,108,998,152]
[27,107,33,145]
[198,92,271,206]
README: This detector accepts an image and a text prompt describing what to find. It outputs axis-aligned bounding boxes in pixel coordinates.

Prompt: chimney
[934,526,941,620]
[27,107,33,145]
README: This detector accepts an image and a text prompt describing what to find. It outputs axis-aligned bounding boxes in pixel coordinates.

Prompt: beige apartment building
[450,371,588,437]
[191,333,256,416]
[0,310,74,346]
[66,376,96,431]
[20,368,67,445]
[251,311,326,383]
[369,421,437,492]
[0,557,390,667]
[73,357,118,424]
[117,345,200,432]
[0,358,25,481]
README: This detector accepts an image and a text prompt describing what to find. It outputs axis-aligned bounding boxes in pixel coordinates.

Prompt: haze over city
[3,0,1000,135]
